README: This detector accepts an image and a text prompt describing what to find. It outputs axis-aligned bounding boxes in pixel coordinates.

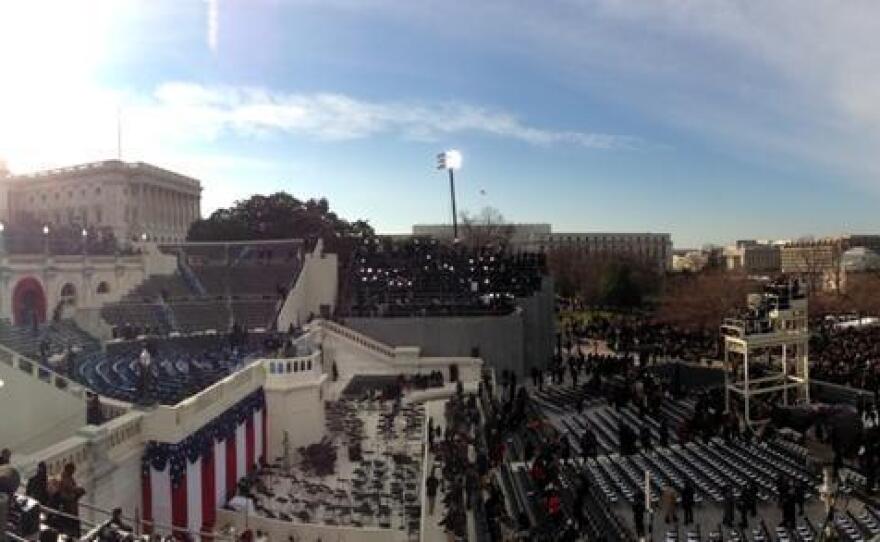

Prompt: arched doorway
[13,277,47,327]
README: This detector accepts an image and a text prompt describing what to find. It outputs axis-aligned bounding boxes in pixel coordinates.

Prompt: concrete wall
[344,314,524,377]
[263,354,327,463]
[519,276,556,374]
[277,240,338,330]
[0,346,86,454]
[343,279,555,377]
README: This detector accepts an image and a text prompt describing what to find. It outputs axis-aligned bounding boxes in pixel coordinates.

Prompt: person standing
[58,462,86,538]
[0,460,21,542]
[681,482,695,526]
[632,492,646,540]
[661,485,678,524]
[426,469,439,515]
[138,345,152,403]
[26,462,49,505]
[722,485,736,527]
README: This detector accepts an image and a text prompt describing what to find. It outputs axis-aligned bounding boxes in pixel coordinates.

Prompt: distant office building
[411,223,673,272]
[780,235,880,291]
[0,160,202,243]
[723,240,781,273]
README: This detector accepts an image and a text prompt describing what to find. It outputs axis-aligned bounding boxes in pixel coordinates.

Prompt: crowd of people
[348,236,546,317]
[560,313,719,365]
[0,448,88,541]
[810,319,880,398]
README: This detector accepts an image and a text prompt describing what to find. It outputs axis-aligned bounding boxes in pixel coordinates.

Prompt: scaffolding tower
[721,280,810,426]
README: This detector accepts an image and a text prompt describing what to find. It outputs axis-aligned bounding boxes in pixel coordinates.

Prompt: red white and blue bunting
[141,389,268,539]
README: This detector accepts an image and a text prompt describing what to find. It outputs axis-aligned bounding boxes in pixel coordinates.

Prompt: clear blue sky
[2,1,880,248]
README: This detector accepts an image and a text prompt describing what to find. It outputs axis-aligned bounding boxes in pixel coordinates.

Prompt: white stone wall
[0,348,86,454]
[276,240,338,330]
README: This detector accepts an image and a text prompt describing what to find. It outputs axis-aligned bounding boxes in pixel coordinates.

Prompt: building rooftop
[2,159,201,190]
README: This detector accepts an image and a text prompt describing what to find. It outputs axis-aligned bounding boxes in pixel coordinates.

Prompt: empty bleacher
[120,273,194,302]
[168,301,231,333]
[100,240,304,334]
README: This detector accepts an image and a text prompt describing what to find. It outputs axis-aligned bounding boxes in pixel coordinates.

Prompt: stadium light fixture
[42,225,49,235]
[436,149,462,241]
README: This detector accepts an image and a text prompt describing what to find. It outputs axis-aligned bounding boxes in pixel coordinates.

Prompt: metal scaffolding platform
[721,280,810,426]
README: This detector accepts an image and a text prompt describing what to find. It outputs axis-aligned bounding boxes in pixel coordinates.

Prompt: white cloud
[0,80,637,176]
[136,82,638,149]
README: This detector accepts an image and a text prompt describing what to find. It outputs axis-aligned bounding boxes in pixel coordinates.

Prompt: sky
[2,1,880,248]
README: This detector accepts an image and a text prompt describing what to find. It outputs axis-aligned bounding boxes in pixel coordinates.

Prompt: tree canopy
[547,248,661,308]
[187,193,374,242]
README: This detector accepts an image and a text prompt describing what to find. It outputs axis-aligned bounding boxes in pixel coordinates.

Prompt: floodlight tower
[437,149,462,241]
[720,280,810,427]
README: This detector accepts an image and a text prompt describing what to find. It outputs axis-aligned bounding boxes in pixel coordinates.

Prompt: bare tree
[458,206,515,249]
[655,270,755,330]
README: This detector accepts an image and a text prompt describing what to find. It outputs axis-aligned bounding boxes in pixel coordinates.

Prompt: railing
[316,319,483,381]
[0,342,85,400]
[264,352,323,388]
[318,319,396,359]
[143,359,265,441]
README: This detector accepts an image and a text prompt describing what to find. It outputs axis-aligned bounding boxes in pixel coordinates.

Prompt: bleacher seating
[231,299,276,329]
[101,303,172,335]
[120,273,193,302]
[347,236,546,317]
[0,319,100,360]
[169,301,231,333]
[74,334,266,404]
[100,240,303,334]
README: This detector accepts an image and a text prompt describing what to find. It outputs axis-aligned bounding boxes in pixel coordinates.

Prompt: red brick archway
[12,277,47,327]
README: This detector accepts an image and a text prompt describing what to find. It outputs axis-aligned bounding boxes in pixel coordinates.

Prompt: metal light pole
[437,150,462,241]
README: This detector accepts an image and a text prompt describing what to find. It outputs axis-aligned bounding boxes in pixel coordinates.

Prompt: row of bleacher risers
[556,462,634,541]
[104,298,282,336]
[99,241,305,334]
[193,265,297,297]
[120,273,194,302]
[833,507,880,540]
[581,437,817,509]
[0,319,100,360]
[231,300,276,330]
[73,333,265,404]
[168,301,232,333]
[101,303,171,334]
